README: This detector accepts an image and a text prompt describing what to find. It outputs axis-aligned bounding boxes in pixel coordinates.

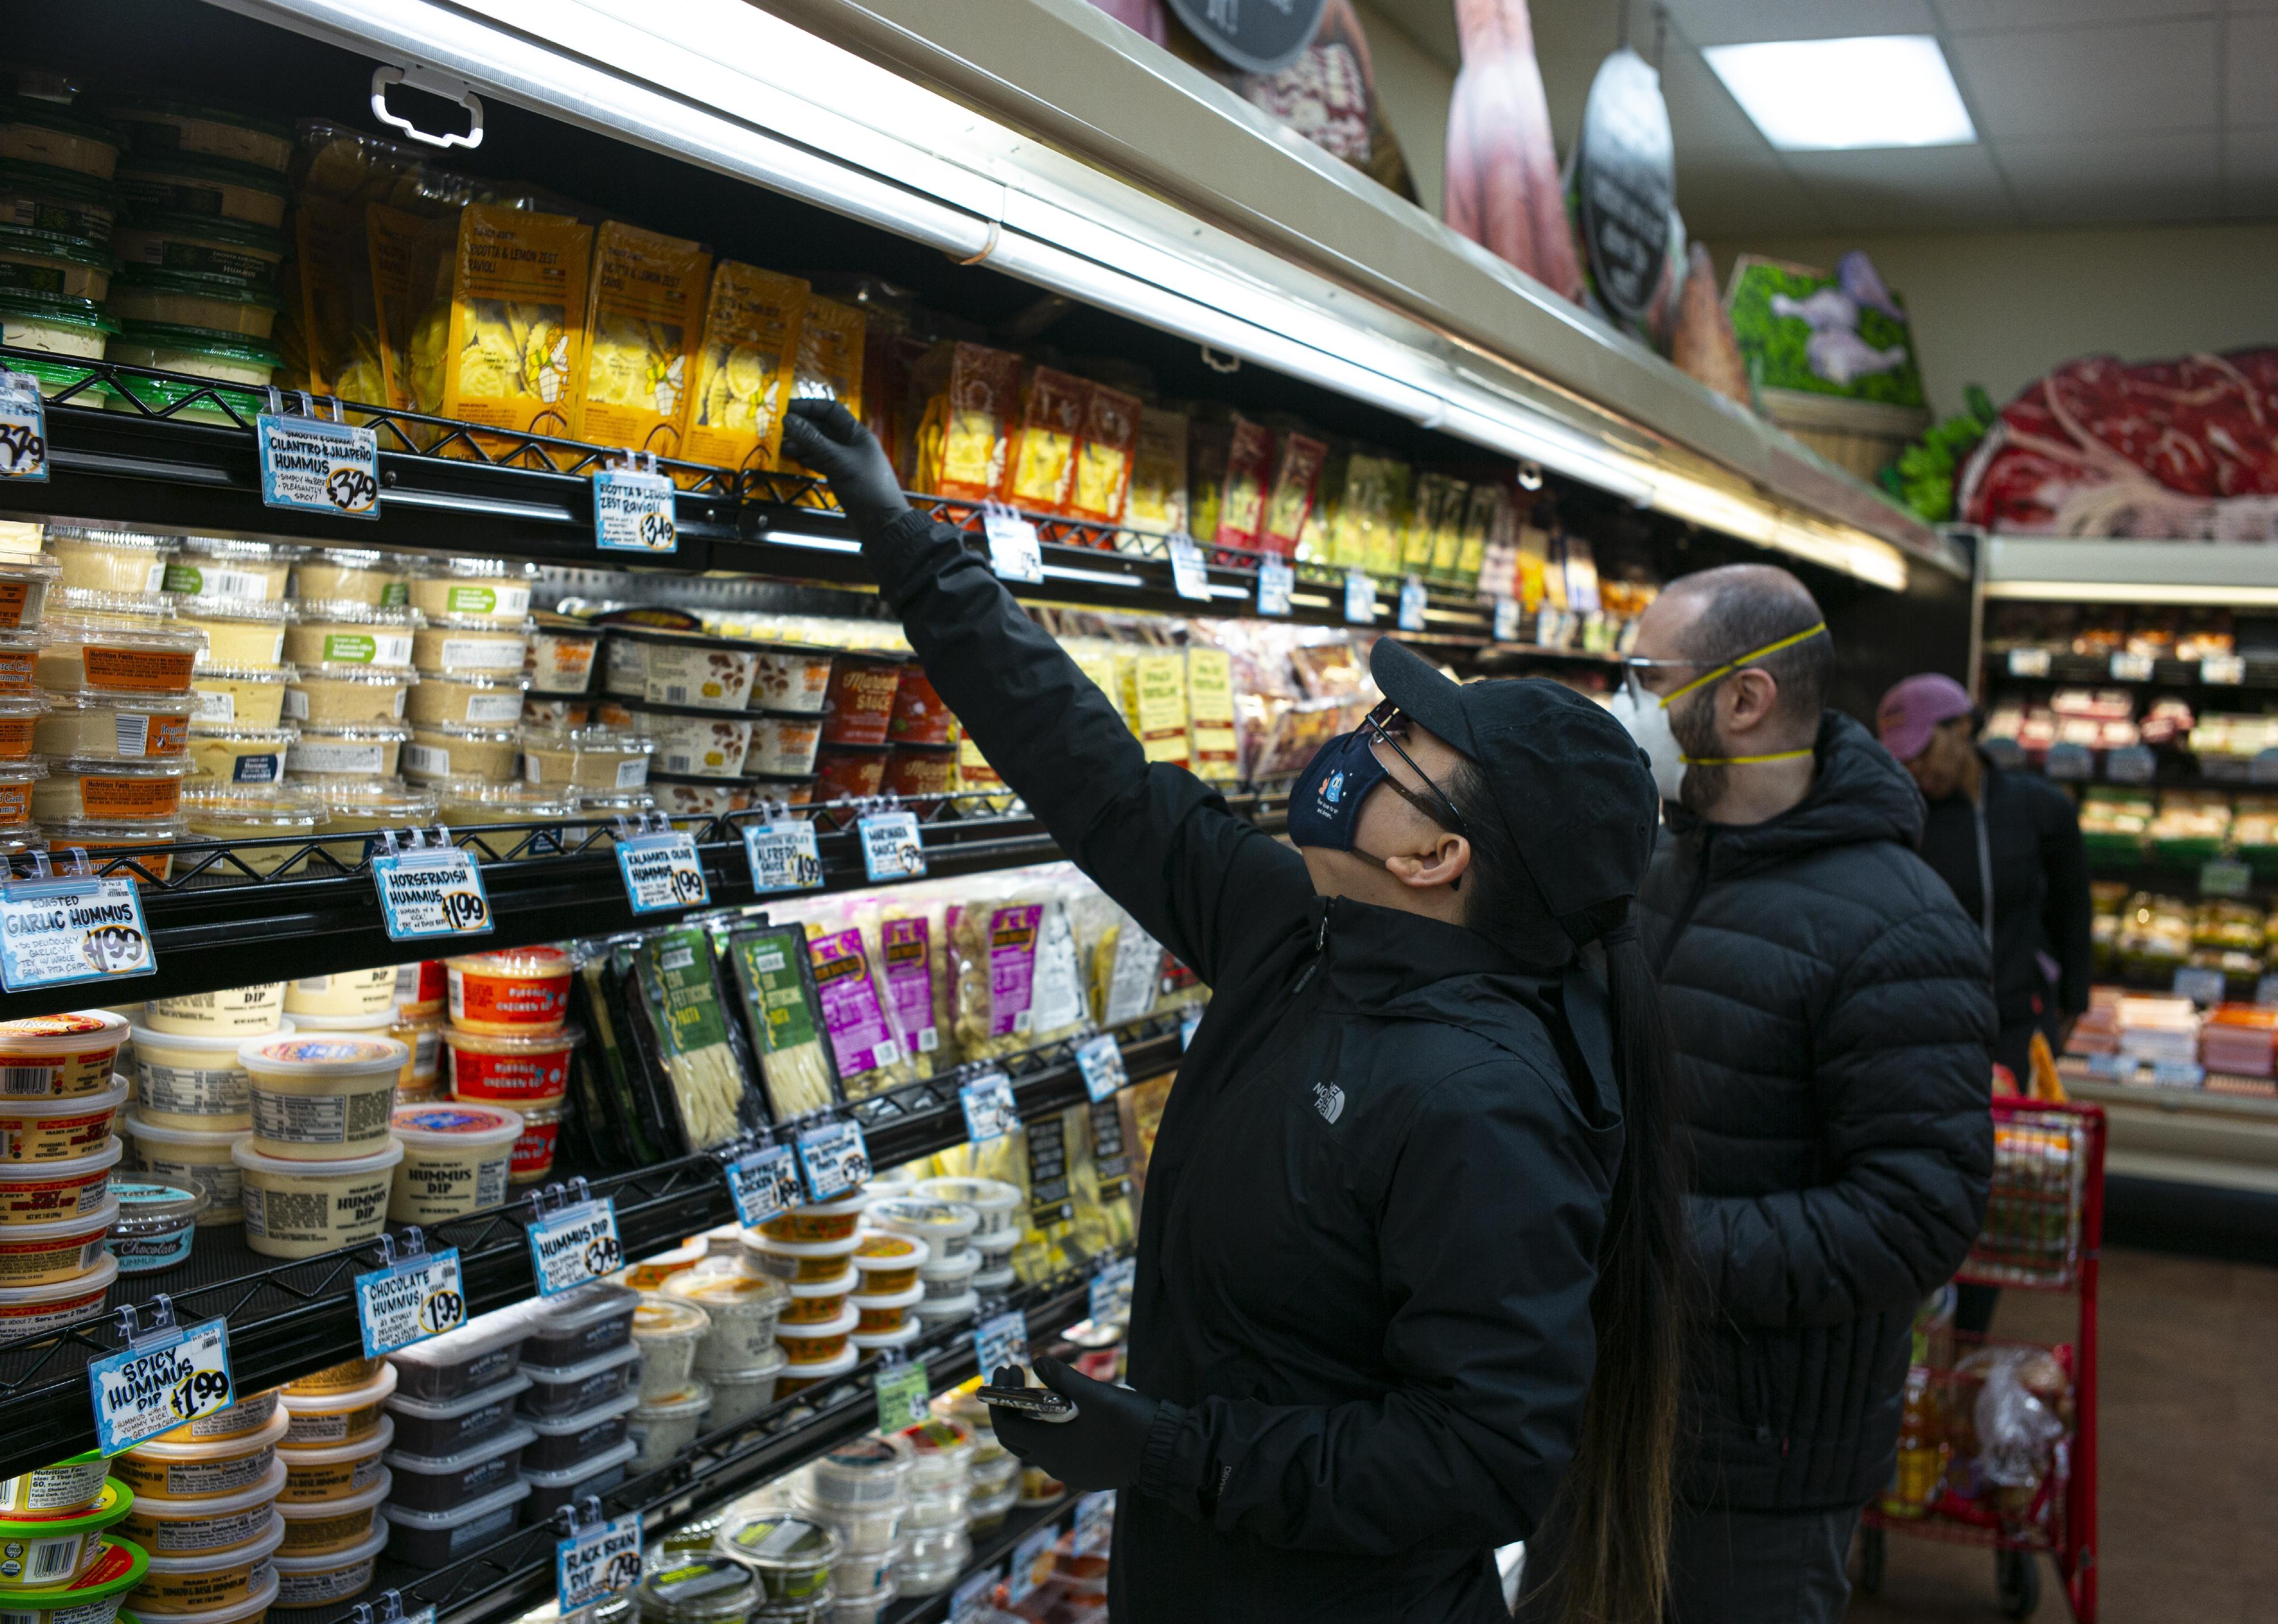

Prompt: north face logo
[1313,1082,1345,1124]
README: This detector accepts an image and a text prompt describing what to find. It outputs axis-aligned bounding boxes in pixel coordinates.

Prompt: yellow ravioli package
[578,222,710,458]
[679,260,807,474]
[437,203,594,449]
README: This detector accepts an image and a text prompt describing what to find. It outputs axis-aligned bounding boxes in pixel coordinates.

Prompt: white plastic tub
[264,1522,385,1610]
[113,1407,289,1503]
[626,1383,711,1471]
[128,1510,283,1613]
[231,1140,401,1259]
[276,1364,395,1448]
[269,1468,388,1556]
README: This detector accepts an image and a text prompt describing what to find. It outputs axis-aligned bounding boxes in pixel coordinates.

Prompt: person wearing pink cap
[1877,672,2091,1337]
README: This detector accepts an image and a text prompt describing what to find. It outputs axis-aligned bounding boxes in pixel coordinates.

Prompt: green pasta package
[727,923,842,1123]
[639,926,763,1148]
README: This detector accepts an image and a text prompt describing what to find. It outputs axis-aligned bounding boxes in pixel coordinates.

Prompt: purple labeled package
[987,903,1043,1038]
[880,913,939,1057]
[809,927,901,1082]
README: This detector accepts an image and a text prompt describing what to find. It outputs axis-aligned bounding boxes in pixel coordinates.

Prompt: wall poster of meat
[1958,350,2278,539]
[1444,0,1583,301]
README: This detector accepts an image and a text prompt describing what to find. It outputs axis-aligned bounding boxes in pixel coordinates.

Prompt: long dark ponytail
[1450,762,1686,1624]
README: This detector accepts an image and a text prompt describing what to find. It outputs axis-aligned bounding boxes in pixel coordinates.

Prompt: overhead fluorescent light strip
[1704,36,1976,151]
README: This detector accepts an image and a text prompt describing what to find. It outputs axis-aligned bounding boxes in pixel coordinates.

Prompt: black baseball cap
[1371,638,1657,939]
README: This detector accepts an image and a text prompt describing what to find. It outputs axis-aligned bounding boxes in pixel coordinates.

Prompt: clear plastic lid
[382,1372,530,1423]
[293,721,411,742]
[416,671,521,691]
[194,664,293,685]
[386,1305,532,1376]
[40,754,188,780]
[137,1512,284,1575]
[0,553,58,584]
[527,1280,638,1335]
[916,1250,980,1283]
[50,588,185,625]
[412,558,538,582]
[376,1475,527,1530]
[313,779,438,821]
[850,1231,930,1271]
[44,689,194,716]
[417,613,535,635]
[742,1231,862,1262]
[182,784,325,831]
[518,724,655,754]
[438,782,581,819]
[631,1381,714,1419]
[174,536,304,564]
[40,814,189,844]
[412,723,520,744]
[632,1297,711,1343]
[521,1388,638,1438]
[295,664,415,686]
[166,597,292,624]
[632,1556,753,1624]
[0,693,48,718]
[46,526,175,555]
[520,1439,633,1491]
[519,1340,641,1386]
[294,601,414,628]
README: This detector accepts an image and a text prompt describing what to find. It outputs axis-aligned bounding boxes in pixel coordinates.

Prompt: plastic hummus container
[284,667,410,727]
[663,1272,789,1375]
[231,1140,402,1259]
[0,1454,111,1518]
[411,618,529,679]
[405,674,521,729]
[281,605,411,672]
[268,1470,387,1556]
[445,950,572,1036]
[386,1103,519,1222]
[238,1035,405,1160]
[31,693,193,761]
[441,1027,577,1109]
[104,1181,203,1274]
[626,1385,711,1472]
[154,1388,279,1447]
[0,1537,148,1624]
[630,1297,709,1401]
[188,668,289,732]
[263,1523,382,1610]
[0,1198,116,1285]
[126,1512,280,1613]
[277,1364,396,1448]
[119,1114,239,1226]
[0,1137,121,1223]
[282,971,393,1020]
[0,1254,117,1343]
[115,1460,281,1557]
[404,560,533,623]
[527,618,600,697]
[0,1479,132,1589]
[0,1011,130,1097]
[143,985,284,1038]
[130,1023,266,1130]
[847,1231,928,1297]
[273,1415,391,1507]
[518,727,652,792]
[0,1076,127,1161]
[113,1408,289,1503]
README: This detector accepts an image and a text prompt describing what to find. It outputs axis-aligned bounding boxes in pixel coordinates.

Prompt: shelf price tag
[528,1198,623,1296]
[616,830,708,913]
[724,1143,801,1226]
[1343,571,1375,626]
[0,371,48,483]
[1493,596,1521,643]
[256,412,378,517]
[354,1246,465,1357]
[959,1068,1018,1144]
[949,1567,1005,1624]
[984,509,1044,584]
[2201,858,2252,899]
[743,821,821,894]
[2202,653,2246,685]
[873,1358,931,1433]
[2104,745,2156,785]
[2256,973,2278,1007]
[594,466,678,554]
[1089,1256,1136,1325]
[2006,647,2051,678]
[1256,558,1292,617]
[1006,1522,1060,1606]
[556,1513,643,1613]
[972,1310,1029,1379]
[0,876,156,993]
[2171,965,2226,1006]
[2041,742,2093,782]
[1167,533,1211,601]
[2110,650,2155,682]
[795,1117,870,1201]
[372,847,491,942]
[1397,576,1428,633]
[1074,1034,1127,1103]
[858,809,924,883]
[89,1317,231,1456]
[1072,1491,1116,1556]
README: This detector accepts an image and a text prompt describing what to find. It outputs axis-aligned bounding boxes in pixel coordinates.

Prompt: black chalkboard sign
[1574,48,1675,325]
[1167,0,1330,75]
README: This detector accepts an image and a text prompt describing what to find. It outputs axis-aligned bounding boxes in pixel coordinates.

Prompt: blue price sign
[353,1248,466,1357]
[371,847,492,941]
[796,1118,870,1201]
[0,371,48,483]
[1398,576,1428,632]
[256,413,378,517]
[0,877,157,992]
[743,821,821,893]
[528,1198,623,1296]
[725,1144,801,1226]
[1074,1034,1127,1103]
[594,467,677,553]
[858,810,925,883]
[959,1069,1018,1143]
[89,1319,231,1456]
[617,830,708,913]
[972,1310,1029,1378]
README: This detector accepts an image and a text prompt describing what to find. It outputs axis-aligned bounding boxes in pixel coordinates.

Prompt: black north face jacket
[865,509,1624,1622]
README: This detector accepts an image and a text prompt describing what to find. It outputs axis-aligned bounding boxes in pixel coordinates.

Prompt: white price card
[874,1358,931,1433]
[1343,570,1376,626]
[1398,576,1428,633]
[724,1143,801,1227]
[796,1117,870,1201]
[1006,1522,1060,1607]
[743,820,822,894]
[1493,596,1521,643]
[256,413,378,517]
[972,1310,1029,1379]
[0,371,48,483]
[0,876,157,993]
[2203,652,2246,685]
[556,1513,643,1613]
[1072,1491,1116,1556]
[1256,558,1292,617]
[2007,647,2052,678]
[371,847,492,941]
[1089,1256,1136,1325]
[594,467,678,554]
[2110,650,2155,682]
[858,809,925,883]
[1074,1034,1128,1103]
[959,1068,1018,1144]
[528,1198,624,1296]
[1167,533,1211,601]
[1180,1006,1203,1051]
[984,510,1044,584]
[354,1247,466,1357]
[616,830,708,913]
[949,1567,1005,1624]
[89,1318,232,1456]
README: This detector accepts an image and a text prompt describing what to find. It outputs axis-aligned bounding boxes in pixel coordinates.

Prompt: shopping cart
[1857,1097,2105,1621]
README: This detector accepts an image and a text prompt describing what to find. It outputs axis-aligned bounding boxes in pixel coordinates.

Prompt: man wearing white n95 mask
[1594,563,1996,1624]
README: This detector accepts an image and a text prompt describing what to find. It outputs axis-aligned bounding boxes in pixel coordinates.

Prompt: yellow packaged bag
[1185,647,1238,784]
[679,260,806,474]
[288,199,386,409]
[577,222,709,458]
[1119,652,1191,770]
[795,293,865,418]
[1124,407,1188,534]
[435,204,594,448]
[365,202,457,413]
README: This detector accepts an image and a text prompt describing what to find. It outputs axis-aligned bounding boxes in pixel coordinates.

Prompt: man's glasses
[1362,701,1472,837]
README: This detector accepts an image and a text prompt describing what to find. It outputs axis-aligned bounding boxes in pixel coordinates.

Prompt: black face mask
[1286,704,1470,882]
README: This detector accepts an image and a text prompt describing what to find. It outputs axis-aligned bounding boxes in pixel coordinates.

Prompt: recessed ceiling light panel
[1703,35,1977,150]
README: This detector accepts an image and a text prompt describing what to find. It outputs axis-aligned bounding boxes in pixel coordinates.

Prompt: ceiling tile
[1999,128,2222,221]
[1658,44,1775,154]
[1934,0,2227,31]
[2227,14,2278,126]
[1674,152,1835,233]
[1946,18,2219,136]
[1662,0,1941,46]
[1781,141,2019,228]
[2224,125,2278,217]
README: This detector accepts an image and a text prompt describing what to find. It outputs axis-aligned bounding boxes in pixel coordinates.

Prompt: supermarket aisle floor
[1844,1247,2278,1623]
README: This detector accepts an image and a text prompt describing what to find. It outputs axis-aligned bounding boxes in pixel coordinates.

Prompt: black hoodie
[1641,711,1995,1512]
[863,508,1624,1622]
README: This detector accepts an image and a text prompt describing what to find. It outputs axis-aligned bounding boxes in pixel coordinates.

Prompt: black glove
[779,398,910,540]
[988,1357,1164,1494]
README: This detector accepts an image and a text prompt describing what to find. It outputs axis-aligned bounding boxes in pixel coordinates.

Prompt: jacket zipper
[1651,828,1715,978]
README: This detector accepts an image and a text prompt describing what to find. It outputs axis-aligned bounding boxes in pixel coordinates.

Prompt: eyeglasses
[1362,701,1472,837]
[1621,621,1831,705]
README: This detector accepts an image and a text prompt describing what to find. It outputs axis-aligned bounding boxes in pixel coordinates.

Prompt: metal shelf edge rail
[0,1015,1180,1479]
[0,349,1512,633]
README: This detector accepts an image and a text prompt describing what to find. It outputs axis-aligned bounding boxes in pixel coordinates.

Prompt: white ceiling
[1374,0,2278,234]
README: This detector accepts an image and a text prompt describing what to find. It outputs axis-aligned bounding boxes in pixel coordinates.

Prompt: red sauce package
[1258,432,1330,560]
[937,342,1024,501]
[1001,366,1090,512]
[1065,381,1144,530]
[1213,417,1275,557]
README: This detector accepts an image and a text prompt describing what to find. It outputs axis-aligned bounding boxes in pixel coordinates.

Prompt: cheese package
[679,260,806,473]
[794,293,864,419]
[364,203,456,413]
[1185,647,1238,783]
[577,222,709,458]
[1118,652,1191,769]
[435,205,593,450]
[288,198,386,409]
[1426,479,1472,581]
[1258,432,1328,560]
[1326,454,1404,575]
[1123,407,1188,535]
[929,342,1022,501]
[1213,418,1274,552]
[1402,472,1456,576]
[1456,483,1506,589]
[1067,382,1143,524]
[1001,366,1088,511]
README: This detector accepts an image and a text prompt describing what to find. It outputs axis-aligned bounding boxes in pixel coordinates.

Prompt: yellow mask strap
[1683,748,1816,766]
[1662,622,1829,706]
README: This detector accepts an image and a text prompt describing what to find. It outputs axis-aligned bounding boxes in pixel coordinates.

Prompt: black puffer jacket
[1641,712,1995,1512]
